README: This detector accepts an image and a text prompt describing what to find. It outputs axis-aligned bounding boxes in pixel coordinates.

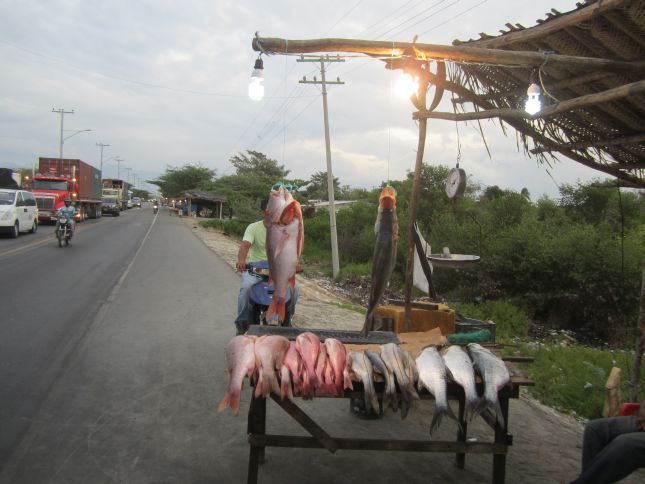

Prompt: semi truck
[102,179,132,211]
[32,158,102,222]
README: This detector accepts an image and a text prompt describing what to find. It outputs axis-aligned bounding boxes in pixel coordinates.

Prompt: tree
[230,150,289,179]
[131,188,151,200]
[148,164,215,198]
[305,171,340,200]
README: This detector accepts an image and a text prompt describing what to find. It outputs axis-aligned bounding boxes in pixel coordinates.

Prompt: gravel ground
[184,216,644,484]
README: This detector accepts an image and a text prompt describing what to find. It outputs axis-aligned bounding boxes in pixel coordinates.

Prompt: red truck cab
[32,175,81,222]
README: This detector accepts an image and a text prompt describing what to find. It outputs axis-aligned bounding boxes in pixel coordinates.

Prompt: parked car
[101,198,120,216]
[126,199,133,209]
[132,197,142,208]
[0,189,38,237]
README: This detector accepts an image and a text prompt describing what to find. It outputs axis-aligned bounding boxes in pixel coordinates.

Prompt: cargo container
[33,158,102,222]
[102,178,132,211]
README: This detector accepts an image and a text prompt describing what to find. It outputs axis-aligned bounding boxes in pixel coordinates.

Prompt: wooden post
[403,80,429,331]
[630,264,645,403]
[603,366,621,417]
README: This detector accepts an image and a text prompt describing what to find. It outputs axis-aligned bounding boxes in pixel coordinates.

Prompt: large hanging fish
[361,186,398,335]
[265,186,304,324]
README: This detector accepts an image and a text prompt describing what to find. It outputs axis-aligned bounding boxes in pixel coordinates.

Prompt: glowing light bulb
[395,73,419,99]
[525,82,542,115]
[248,58,264,101]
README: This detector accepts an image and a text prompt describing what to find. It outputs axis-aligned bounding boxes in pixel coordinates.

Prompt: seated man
[234,197,299,335]
[571,397,645,483]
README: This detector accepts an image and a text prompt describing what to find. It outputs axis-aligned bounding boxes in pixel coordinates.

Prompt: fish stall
[219,186,534,484]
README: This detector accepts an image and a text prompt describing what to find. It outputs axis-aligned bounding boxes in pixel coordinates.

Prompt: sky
[0,0,607,199]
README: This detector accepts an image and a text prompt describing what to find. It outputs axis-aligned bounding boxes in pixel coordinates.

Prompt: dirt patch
[185,218,644,484]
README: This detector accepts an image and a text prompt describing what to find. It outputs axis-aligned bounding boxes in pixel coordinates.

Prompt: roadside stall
[221,1,644,483]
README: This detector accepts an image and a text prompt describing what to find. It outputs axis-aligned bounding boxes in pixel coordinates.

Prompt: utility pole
[96,142,109,176]
[52,108,74,159]
[298,54,345,279]
[115,157,123,179]
[124,167,132,184]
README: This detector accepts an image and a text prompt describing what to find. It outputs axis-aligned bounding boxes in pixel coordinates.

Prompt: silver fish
[416,346,460,435]
[467,343,510,427]
[365,349,397,412]
[361,186,398,335]
[441,345,480,420]
[348,350,380,414]
[380,343,418,419]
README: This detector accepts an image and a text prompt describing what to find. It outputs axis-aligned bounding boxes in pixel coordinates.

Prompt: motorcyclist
[57,198,76,236]
[234,196,300,335]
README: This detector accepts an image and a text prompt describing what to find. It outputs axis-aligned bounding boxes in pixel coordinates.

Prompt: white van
[0,189,39,237]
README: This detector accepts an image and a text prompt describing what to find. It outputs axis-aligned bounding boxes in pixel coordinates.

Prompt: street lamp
[248,55,264,101]
[61,129,91,159]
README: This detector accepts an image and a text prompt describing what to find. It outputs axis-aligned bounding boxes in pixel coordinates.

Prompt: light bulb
[395,73,418,99]
[248,78,264,101]
[525,82,541,115]
[248,57,264,101]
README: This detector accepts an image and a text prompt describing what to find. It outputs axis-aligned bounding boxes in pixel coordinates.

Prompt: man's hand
[235,261,247,272]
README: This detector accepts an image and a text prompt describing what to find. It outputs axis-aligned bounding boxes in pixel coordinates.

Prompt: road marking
[0,222,92,258]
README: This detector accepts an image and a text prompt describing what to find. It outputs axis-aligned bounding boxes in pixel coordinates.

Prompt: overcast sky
[1,0,605,198]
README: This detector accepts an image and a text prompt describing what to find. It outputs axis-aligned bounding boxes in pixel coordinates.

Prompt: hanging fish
[361,186,398,336]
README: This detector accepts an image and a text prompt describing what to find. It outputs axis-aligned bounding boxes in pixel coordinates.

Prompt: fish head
[379,186,397,211]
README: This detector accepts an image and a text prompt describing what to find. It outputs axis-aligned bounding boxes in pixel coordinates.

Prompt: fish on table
[281,341,302,400]
[467,343,511,427]
[324,337,352,396]
[219,335,257,415]
[361,186,398,336]
[441,344,480,420]
[348,350,380,414]
[254,334,290,398]
[295,331,321,398]
[365,349,397,412]
[380,343,419,419]
[265,186,304,324]
[416,346,461,435]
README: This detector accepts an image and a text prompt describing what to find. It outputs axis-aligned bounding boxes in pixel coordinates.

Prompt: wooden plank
[270,394,340,453]
[246,326,400,344]
[252,36,644,74]
[248,434,508,454]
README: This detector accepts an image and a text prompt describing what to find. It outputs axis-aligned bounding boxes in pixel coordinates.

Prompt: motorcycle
[246,260,294,328]
[153,204,159,214]
[55,214,72,247]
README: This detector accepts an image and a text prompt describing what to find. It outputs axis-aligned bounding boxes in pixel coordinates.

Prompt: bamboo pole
[413,80,645,122]
[252,37,645,74]
[403,79,430,332]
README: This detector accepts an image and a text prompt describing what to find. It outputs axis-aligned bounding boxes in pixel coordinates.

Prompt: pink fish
[266,187,304,323]
[295,332,320,398]
[324,338,349,396]
[254,335,290,398]
[218,335,256,415]
[281,341,302,399]
[315,344,328,387]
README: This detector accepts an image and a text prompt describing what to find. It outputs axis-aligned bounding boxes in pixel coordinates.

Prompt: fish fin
[266,298,285,324]
[217,393,230,413]
[429,411,442,435]
[343,367,354,391]
[494,399,506,428]
[445,403,463,434]
[400,397,411,420]
[288,275,296,290]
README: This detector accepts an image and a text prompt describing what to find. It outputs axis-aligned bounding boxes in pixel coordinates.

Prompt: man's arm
[236,241,251,272]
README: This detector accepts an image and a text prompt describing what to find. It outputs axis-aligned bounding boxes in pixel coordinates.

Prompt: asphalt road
[0,206,238,482]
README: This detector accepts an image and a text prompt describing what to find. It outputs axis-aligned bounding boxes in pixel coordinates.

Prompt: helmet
[64,198,72,205]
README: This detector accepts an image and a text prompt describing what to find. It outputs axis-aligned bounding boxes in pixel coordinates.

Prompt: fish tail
[429,411,443,435]
[217,392,230,413]
[445,402,463,434]
[280,366,292,401]
[254,368,264,398]
[343,367,353,391]
[266,297,286,323]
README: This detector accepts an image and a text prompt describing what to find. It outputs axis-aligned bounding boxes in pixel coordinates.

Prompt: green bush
[511,343,644,420]
[199,219,246,237]
[452,300,529,341]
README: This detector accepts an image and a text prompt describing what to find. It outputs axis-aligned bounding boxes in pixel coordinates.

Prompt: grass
[505,341,643,420]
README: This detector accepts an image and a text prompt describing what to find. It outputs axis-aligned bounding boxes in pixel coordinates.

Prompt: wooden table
[246,370,533,484]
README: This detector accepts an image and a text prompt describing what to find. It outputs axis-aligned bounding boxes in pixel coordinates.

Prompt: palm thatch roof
[252,0,645,188]
[449,0,645,188]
